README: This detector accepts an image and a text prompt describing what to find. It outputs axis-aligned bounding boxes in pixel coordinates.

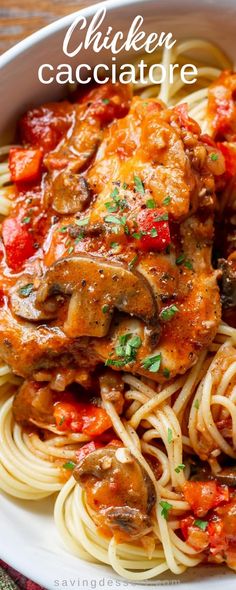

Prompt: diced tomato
[9,148,42,183]
[20,103,73,153]
[183,481,229,517]
[181,515,209,551]
[54,401,112,436]
[135,208,171,252]
[173,103,200,134]
[76,441,103,464]
[2,214,35,270]
[217,142,236,176]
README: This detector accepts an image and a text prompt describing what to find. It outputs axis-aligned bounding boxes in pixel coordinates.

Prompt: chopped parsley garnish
[59,226,69,233]
[21,216,31,224]
[150,227,158,237]
[163,368,170,378]
[154,212,168,222]
[63,461,76,470]
[19,283,34,297]
[59,416,65,426]
[160,500,173,520]
[106,333,142,368]
[163,196,171,205]
[176,254,193,270]
[210,153,218,161]
[167,428,173,444]
[194,519,208,531]
[194,399,200,410]
[75,232,84,243]
[104,215,122,225]
[110,187,119,199]
[105,202,118,213]
[175,464,185,474]
[146,198,156,209]
[160,305,179,322]
[134,175,145,194]
[141,353,162,373]
[68,246,74,254]
[110,242,119,249]
[102,98,110,104]
[128,254,138,269]
[132,232,142,240]
[122,182,128,190]
[102,304,109,313]
[75,217,89,227]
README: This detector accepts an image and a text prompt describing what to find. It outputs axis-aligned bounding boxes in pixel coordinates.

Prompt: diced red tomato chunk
[2,214,35,270]
[135,208,171,252]
[54,401,112,436]
[183,481,229,517]
[9,148,42,183]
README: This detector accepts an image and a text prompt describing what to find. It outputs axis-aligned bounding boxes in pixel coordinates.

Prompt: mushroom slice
[218,257,236,309]
[36,254,158,338]
[52,171,91,214]
[74,444,156,538]
[10,276,58,322]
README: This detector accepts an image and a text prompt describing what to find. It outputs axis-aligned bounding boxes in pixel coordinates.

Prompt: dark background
[0,0,103,54]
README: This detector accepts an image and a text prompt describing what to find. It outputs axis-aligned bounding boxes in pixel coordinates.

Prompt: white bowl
[1,1,236,588]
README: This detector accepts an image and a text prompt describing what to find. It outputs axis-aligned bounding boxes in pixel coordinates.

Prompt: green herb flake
[134,175,145,194]
[150,228,158,237]
[194,399,200,410]
[175,464,185,474]
[154,212,168,222]
[104,215,122,225]
[128,255,138,269]
[21,216,31,225]
[163,368,170,379]
[146,198,156,209]
[163,196,171,205]
[68,246,74,254]
[102,304,109,314]
[63,461,76,470]
[160,500,173,520]
[59,416,65,426]
[194,519,208,531]
[132,232,142,240]
[122,182,128,190]
[75,217,89,227]
[184,259,193,270]
[105,201,118,213]
[160,305,179,322]
[176,254,193,270]
[75,232,84,243]
[109,333,142,368]
[19,283,34,298]
[141,353,162,373]
[102,98,110,104]
[210,153,218,161]
[110,187,119,199]
[167,428,173,444]
[110,242,119,249]
[59,226,69,233]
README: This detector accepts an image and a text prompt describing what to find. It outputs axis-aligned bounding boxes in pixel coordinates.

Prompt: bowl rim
[0,0,154,68]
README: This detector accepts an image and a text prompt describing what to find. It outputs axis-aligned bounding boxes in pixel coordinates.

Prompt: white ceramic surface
[0,0,236,588]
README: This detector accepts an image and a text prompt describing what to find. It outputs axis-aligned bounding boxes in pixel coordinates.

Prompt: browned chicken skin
[0,83,223,383]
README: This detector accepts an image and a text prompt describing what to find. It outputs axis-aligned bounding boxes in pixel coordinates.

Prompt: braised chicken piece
[0,82,224,385]
[74,443,156,539]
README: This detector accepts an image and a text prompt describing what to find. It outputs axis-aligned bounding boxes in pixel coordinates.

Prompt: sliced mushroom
[218,257,236,308]
[12,380,55,426]
[74,445,156,538]
[10,276,58,322]
[52,171,91,214]
[36,254,159,338]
